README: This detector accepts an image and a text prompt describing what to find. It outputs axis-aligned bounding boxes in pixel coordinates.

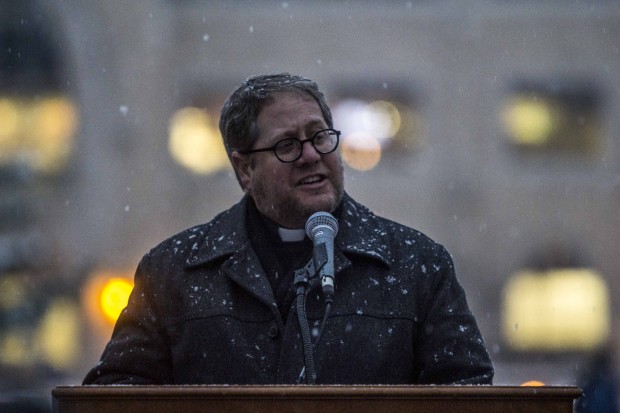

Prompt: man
[84,73,494,385]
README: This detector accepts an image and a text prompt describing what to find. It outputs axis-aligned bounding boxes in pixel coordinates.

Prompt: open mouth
[299,174,325,186]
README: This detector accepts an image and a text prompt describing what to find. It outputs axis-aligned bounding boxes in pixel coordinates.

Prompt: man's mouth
[299,174,325,185]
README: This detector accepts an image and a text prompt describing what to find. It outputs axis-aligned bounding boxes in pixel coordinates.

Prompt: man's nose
[297,139,322,163]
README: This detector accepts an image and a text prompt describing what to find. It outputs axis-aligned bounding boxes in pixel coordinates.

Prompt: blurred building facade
[1,0,619,409]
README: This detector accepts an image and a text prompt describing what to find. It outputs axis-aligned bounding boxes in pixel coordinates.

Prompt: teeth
[301,176,322,184]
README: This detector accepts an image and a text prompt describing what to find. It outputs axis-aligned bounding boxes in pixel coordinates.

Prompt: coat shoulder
[142,199,247,267]
[341,195,450,262]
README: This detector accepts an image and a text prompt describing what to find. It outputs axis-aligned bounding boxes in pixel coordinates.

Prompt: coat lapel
[221,243,276,309]
[185,197,275,308]
[335,194,393,270]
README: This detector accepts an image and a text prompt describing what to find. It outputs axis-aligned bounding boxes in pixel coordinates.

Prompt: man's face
[232,91,344,228]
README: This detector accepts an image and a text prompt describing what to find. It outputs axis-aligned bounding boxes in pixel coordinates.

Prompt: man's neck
[248,199,306,243]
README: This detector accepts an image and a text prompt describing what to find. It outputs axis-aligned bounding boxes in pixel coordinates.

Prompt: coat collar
[185,198,250,268]
[185,193,393,271]
[335,193,393,268]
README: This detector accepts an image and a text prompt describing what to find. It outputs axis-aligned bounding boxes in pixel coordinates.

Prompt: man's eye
[277,139,297,152]
[314,132,327,144]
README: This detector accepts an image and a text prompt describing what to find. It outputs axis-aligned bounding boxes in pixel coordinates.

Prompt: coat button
[267,322,279,338]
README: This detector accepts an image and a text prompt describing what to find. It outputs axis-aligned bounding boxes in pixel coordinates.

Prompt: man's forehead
[264,89,317,106]
[258,92,324,122]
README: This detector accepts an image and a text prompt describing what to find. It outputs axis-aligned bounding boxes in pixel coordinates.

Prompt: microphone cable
[293,261,333,384]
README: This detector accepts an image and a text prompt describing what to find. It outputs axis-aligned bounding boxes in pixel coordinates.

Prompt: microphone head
[305,211,339,241]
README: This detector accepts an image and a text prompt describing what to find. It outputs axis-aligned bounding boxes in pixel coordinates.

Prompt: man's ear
[231,151,252,192]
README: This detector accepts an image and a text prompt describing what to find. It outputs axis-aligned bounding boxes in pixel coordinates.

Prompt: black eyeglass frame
[237,128,341,163]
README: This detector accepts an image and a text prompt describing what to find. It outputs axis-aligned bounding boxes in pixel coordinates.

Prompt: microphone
[305,211,339,297]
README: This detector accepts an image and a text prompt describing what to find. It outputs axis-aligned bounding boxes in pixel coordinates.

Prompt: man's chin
[300,192,341,216]
[262,189,343,228]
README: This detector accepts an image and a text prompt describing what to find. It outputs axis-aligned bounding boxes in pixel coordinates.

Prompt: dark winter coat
[84,193,494,385]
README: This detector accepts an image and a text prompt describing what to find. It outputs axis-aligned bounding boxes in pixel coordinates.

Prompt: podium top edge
[52,385,583,399]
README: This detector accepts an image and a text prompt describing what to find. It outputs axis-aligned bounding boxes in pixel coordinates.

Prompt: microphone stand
[293,258,333,384]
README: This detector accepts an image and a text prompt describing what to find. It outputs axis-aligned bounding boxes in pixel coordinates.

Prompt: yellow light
[0,95,78,173]
[502,96,556,146]
[521,380,545,386]
[341,132,382,171]
[503,268,610,351]
[29,96,79,173]
[35,297,81,370]
[0,274,26,311]
[0,98,21,162]
[82,269,134,336]
[99,277,134,323]
[0,98,20,137]
[363,100,401,140]
[168,107,230,175]
[0,328,33,366]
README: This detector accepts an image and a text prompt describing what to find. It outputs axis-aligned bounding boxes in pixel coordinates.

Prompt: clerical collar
[262,214,306,243]
[277,227,306,242]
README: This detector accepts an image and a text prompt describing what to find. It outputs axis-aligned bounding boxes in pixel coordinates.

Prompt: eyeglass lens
[275,129,338,162]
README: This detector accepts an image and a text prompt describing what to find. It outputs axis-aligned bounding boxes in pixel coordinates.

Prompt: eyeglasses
[238,128,341,163]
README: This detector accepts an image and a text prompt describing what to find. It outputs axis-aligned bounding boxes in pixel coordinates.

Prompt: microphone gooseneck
[294,211,338,384]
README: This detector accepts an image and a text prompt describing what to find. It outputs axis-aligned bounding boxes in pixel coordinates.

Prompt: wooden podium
[52,385,582,413]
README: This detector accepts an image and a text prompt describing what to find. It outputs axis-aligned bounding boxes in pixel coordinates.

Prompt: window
[330,80,425,171]
[501,80,603,160]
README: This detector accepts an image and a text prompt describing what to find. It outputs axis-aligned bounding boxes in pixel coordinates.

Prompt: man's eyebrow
[301,120,329,134]
[307,118,328,127]
[269,120,328,141]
